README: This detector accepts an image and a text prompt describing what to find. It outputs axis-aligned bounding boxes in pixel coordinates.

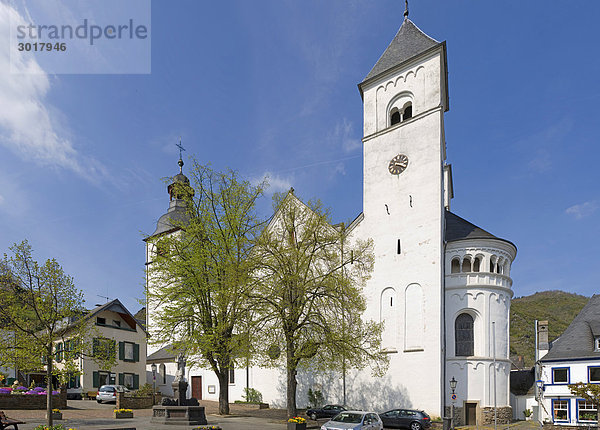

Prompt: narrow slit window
[397,239,401,254]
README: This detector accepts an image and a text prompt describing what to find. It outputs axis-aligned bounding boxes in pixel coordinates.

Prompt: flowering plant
[52,408,61,413]
[288,416,306,423]
[114,408,133,413]
[193,427,222,430]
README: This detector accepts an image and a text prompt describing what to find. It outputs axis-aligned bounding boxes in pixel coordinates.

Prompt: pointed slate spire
[362,18,439,83]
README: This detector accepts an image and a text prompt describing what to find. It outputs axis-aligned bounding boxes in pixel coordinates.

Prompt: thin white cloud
[0,3,107,182]
[253,172,293,195]
[332,118,361,153]
[565,201,598,220]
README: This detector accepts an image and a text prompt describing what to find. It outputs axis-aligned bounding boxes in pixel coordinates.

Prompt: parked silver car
[321,411,383,430]
[96,384,129,403]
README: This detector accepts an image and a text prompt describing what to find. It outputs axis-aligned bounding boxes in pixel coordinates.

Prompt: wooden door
[191,376,202,400]
[465,403,477,425]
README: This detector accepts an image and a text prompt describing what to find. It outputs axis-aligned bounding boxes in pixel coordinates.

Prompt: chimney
[538,320,549,359]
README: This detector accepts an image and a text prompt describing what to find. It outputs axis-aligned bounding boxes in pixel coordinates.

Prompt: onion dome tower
[150,157,193,237]
[144,156,194,355]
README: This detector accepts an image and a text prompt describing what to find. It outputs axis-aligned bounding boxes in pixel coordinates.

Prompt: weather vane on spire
[176,137,185,173]
[404,0,409,19]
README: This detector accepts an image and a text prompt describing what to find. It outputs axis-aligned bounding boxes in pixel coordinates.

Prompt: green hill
[510,290,589,367]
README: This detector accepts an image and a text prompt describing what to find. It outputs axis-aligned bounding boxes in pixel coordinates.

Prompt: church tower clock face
[388,154,409,175]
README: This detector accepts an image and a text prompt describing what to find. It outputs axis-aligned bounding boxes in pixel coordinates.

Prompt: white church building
[146,14,516,425]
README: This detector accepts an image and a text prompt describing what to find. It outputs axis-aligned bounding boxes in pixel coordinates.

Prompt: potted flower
[523,409,533,420]
[114,408,134,419]
[49,408,62,420]
[288,416,307,430]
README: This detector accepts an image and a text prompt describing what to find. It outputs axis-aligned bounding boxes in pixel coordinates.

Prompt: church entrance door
[192,376,202,400]
[465,402,477,425]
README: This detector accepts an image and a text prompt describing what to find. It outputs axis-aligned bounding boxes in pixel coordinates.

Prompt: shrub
[242,387,263,403]
[130,383,155,397]
[307,388,324,408]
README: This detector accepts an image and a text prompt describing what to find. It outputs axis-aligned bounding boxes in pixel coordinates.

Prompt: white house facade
[145,14,517,424]
[537,296,600,426]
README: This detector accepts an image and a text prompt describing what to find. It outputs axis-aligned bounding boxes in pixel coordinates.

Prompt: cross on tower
[404,0,409,19]
[176,138,185,160]
[176,138,186,173]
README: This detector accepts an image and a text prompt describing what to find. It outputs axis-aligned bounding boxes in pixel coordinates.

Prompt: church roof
[445,211,498,242]
[541,295,600,362]
[147,344,180,362]
[362,18,440,83]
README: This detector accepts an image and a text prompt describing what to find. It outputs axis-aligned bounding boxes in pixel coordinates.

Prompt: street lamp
[151,363,157,406]
[449,377,457,430]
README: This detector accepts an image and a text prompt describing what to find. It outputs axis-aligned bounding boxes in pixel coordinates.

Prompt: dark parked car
[379,409,431,430]
[306,404,347,420]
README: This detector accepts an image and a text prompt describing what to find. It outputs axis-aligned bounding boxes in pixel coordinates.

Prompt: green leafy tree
[251,191,387,418]
[569,382,600,422]
[146,162,266,415]
[0,240,89,427]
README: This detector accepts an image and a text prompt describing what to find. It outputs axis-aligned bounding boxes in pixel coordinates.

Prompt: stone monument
[151,353,207,425]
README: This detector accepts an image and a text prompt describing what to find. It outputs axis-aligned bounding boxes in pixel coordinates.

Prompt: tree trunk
[217,370,230,415]
[286,364,298,418]
[46,346,53,427]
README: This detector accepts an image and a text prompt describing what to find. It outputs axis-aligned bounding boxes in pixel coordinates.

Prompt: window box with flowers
[114,408,133,419]
[287,416,307,430]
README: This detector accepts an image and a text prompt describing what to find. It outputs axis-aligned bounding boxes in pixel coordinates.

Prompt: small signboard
[451,393,457,401]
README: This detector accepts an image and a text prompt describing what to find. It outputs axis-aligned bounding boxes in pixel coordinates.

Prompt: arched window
[455,313,474,356]
[159,363,166,384]
[402,103,412,120]
[473,257,481,272]
[461,257,472,273]
[489,257,497,273]
[390,109,401,126]
[451,258,460,273]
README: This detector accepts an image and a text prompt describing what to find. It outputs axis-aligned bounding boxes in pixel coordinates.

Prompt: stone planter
[287,423,307,430]
[115,411,134,419]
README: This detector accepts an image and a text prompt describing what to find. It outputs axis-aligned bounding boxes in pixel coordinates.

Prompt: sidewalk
[2,399,298,430]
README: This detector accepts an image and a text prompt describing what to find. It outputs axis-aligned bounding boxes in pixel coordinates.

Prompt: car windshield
[332,412,363,423]
[99,386,115,392]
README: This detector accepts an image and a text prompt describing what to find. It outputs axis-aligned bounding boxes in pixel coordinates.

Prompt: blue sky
[0,0,598,313]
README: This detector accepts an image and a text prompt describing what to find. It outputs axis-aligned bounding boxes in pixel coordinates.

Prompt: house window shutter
[118,373,124,385]
[133,343,139,362]
[119,342,125,361]
[133,374,139,390]
[93,371,99,388]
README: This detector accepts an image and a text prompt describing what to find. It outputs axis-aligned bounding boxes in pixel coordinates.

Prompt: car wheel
[410,422,422,430]
[97,399,102,403]
[310,412,317,420]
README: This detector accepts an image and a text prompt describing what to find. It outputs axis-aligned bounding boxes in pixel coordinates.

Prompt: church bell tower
[354,8,450,415]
